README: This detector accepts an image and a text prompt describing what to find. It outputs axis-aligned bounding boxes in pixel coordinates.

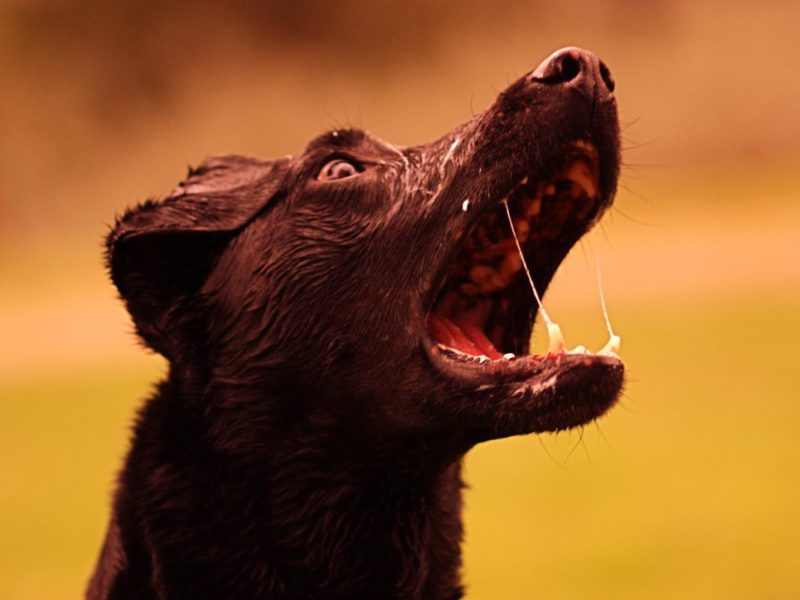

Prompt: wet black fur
[89,49,622,599]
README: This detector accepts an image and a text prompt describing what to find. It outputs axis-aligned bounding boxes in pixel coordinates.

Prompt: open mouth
[426,141,618,367]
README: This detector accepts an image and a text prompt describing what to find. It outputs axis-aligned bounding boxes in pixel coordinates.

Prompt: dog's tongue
[428,313,503,360]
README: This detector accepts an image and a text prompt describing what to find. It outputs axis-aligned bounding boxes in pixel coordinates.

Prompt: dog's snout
[530,47,615,96]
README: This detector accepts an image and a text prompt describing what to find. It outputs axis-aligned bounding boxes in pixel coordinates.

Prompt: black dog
[89,47,623,599]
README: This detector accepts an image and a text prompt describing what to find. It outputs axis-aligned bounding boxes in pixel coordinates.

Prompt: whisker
[537,436,567,470]
[565,426,584,462]
[580,433,594,468]
[610,203,656,227]
[593,419,613,449]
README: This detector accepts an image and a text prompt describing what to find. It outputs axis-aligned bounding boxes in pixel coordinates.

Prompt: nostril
[533,51,583,84]
[553,53,581,83]
[599,61,615,93]
[531,48,615,97]
[531,49,587,85]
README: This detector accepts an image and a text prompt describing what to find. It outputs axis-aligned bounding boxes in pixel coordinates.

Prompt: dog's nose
[530,47,615,96]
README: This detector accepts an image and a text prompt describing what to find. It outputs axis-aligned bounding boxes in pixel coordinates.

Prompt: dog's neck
[258,443,466,598]
[125,377,467,598]
[231,392,467,598]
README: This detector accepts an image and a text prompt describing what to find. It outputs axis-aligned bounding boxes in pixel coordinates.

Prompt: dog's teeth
[499,252,523,277]
[462,199,470,212]
[503,353,515,360]
[547,322,566,354]
[567,345,588,354]
[469,265,495,285]
[598,334,621,357]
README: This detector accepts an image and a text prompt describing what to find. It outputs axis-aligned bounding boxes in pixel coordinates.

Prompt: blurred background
[1,1,798,598]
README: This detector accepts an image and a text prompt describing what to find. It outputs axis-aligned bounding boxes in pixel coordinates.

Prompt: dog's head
[109,48,623,447]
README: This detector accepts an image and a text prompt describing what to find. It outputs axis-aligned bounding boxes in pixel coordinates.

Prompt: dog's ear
[108,154,290,358]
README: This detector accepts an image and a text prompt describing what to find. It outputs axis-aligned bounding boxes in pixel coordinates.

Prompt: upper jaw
[392,51,625,436]
[417,126,623,426]
[424,139,613,348]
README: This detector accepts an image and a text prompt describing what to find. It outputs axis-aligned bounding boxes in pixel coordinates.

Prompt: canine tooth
[547,322,566,354]
[462,199,470,212]
[500,252,523,277]
[503,353,515,359]
[598,334,621,357]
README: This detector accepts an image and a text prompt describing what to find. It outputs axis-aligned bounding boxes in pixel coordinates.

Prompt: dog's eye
[318,159,361,181]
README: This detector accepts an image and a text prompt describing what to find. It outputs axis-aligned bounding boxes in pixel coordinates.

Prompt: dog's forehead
[302,128,405,159]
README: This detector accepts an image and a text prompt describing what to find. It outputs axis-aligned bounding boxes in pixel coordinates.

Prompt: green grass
[463,293,800,599]
[1,295,798,598]
[0,358,164,600]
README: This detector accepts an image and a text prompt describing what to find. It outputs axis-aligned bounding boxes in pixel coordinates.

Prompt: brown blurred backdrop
[1,1,799,598]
